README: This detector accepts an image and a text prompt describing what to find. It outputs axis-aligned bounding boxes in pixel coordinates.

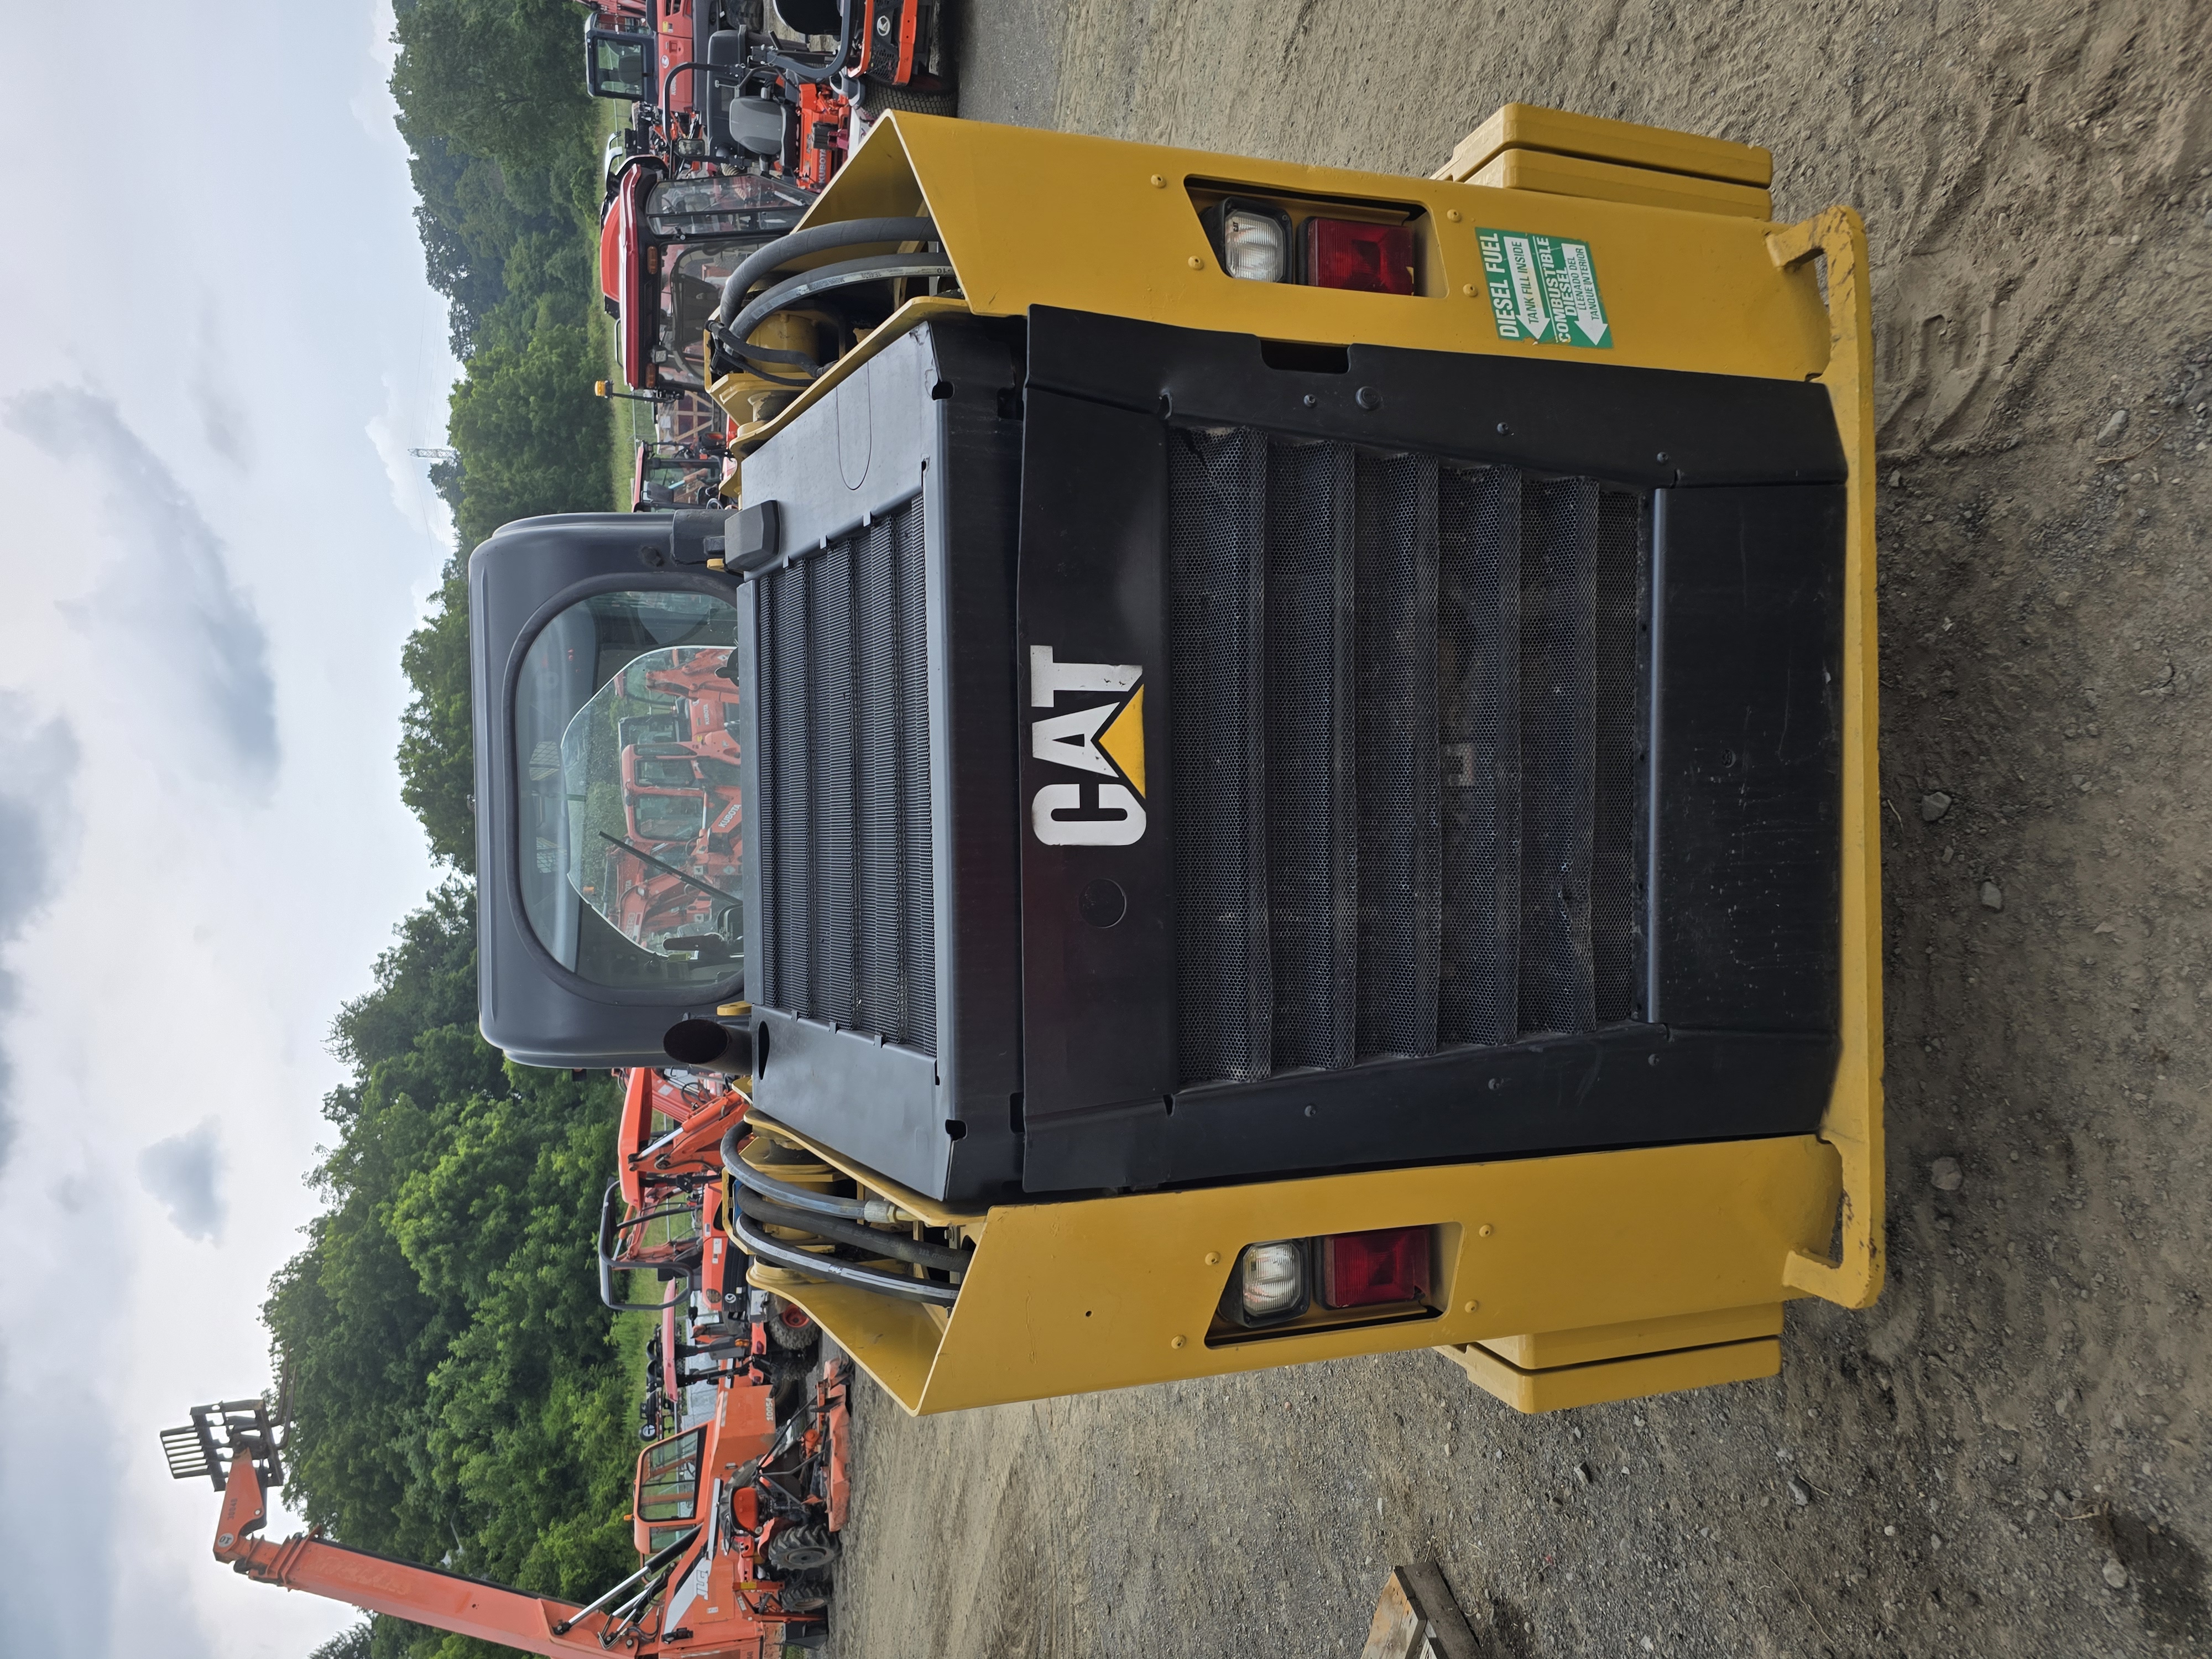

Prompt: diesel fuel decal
[1028,645,1146,846]
[1476,228,1613,348]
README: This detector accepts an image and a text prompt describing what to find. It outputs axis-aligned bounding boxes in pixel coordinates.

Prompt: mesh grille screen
[752,493,936,1055]
[1167,429,1272,1083]
[1167,432,1648,1088]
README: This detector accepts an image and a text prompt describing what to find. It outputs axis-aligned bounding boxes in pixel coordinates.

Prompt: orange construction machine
[571,644,747,974]
[601,1068,823,1444]
[165,1361,852,1655]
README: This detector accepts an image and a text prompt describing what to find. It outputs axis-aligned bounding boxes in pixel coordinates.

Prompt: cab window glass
[658,241,774,388]
[513,591,743,990]
[588,34,650,101]
[644,174,810,241]
[637,1430,703,1522]
[638,455,724,508]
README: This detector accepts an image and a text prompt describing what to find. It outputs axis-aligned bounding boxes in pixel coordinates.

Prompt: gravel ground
[830,2,2212,1652]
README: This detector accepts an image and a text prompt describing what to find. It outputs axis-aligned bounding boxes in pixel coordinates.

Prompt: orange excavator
[165,1358,852,1655]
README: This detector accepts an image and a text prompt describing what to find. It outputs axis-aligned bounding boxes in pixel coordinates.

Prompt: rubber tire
[766,1296,820,1353]
[766,1524,841,1573]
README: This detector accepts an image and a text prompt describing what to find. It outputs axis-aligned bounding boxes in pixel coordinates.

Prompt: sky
[0,6,459,1654]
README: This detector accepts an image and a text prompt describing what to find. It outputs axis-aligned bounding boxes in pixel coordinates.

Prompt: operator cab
[602,165,810,392]
[473,513,747,1071]
[630,1379,778,1558]
[585,16,654,102]
[634,1426,706,1558]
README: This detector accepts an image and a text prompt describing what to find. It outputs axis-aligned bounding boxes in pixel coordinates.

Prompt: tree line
[286,6,633,1657]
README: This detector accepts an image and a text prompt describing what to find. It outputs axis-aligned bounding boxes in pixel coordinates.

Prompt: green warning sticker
[1475,228,1612,349]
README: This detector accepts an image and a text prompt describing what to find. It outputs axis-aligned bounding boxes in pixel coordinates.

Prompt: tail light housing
[1302,217,1415,294]
[1319,1227,1430,1307]
[1215,1226,1438,1335]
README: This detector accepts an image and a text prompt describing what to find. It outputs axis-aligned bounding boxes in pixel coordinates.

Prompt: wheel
[766,1296,819,1353]
[855,77,958,118]
[765,1523,841,1573]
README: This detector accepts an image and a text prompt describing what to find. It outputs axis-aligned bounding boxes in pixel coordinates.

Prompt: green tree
[308,1621,373,1659]
[386,0,614,867]
[269,895,633,1659]
[396,573,477,873]
[445,316,612,550]
[390,0,595,171]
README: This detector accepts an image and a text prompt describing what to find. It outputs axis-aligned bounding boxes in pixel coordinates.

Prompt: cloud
[137,1119,227,1243]
[2,385,279,785]
[191,295,251,468]
[0,697,82,1168]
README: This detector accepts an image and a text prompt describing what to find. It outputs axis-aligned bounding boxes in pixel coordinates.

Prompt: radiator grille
[753,494,936,1055]
[1167,429,1647,1089]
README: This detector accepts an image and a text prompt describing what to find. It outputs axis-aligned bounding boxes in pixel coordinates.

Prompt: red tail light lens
[1319,1227,1430,1308]
[1303,218,1415,295]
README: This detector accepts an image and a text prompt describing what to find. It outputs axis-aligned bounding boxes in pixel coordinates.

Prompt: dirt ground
[824,2,2212,1653]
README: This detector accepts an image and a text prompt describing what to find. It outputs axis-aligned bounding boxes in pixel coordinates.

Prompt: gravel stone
[2098,409,2130,444]
[1921,790,1953,822]
[2103,1558,2129,1589]
[1787,1475,1812,1507]
[1931,1157,1964,1192]
[1981,881,2005,911]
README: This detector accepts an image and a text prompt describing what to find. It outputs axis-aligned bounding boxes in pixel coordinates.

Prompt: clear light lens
[1238,1240,1305,1318]
[1221,210,1287,282]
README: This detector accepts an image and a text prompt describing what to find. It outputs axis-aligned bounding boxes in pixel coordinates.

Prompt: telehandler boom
[166,1374,849,1656]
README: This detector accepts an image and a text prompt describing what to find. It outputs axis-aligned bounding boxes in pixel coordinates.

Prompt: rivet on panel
[1171,1334,1187,1349]
[1478,1224,1494,1238]
[1204,1251,1221,1266]
[1149,174,1166,188]
[1446,208,1463,222]
[1186,255,1204,269]
[1463,1300,1480,1314]
[1462,283,1478,296]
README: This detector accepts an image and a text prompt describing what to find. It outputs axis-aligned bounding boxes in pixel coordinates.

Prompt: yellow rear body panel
[724,105,1882,1415]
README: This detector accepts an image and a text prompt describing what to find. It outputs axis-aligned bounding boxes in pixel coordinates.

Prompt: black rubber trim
[1022,305,1846,489]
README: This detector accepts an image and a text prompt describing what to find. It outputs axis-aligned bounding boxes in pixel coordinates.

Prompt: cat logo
[1027,645,1145,846]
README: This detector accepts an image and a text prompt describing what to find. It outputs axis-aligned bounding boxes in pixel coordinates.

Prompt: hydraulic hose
[711,217,939,328]
[731,1211,959,1306]
[731,1186,971,1272]
[716,252,956,380]
[720,1123,914,1225]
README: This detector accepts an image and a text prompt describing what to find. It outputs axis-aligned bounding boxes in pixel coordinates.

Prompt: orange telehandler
[165,1359,852,1655]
